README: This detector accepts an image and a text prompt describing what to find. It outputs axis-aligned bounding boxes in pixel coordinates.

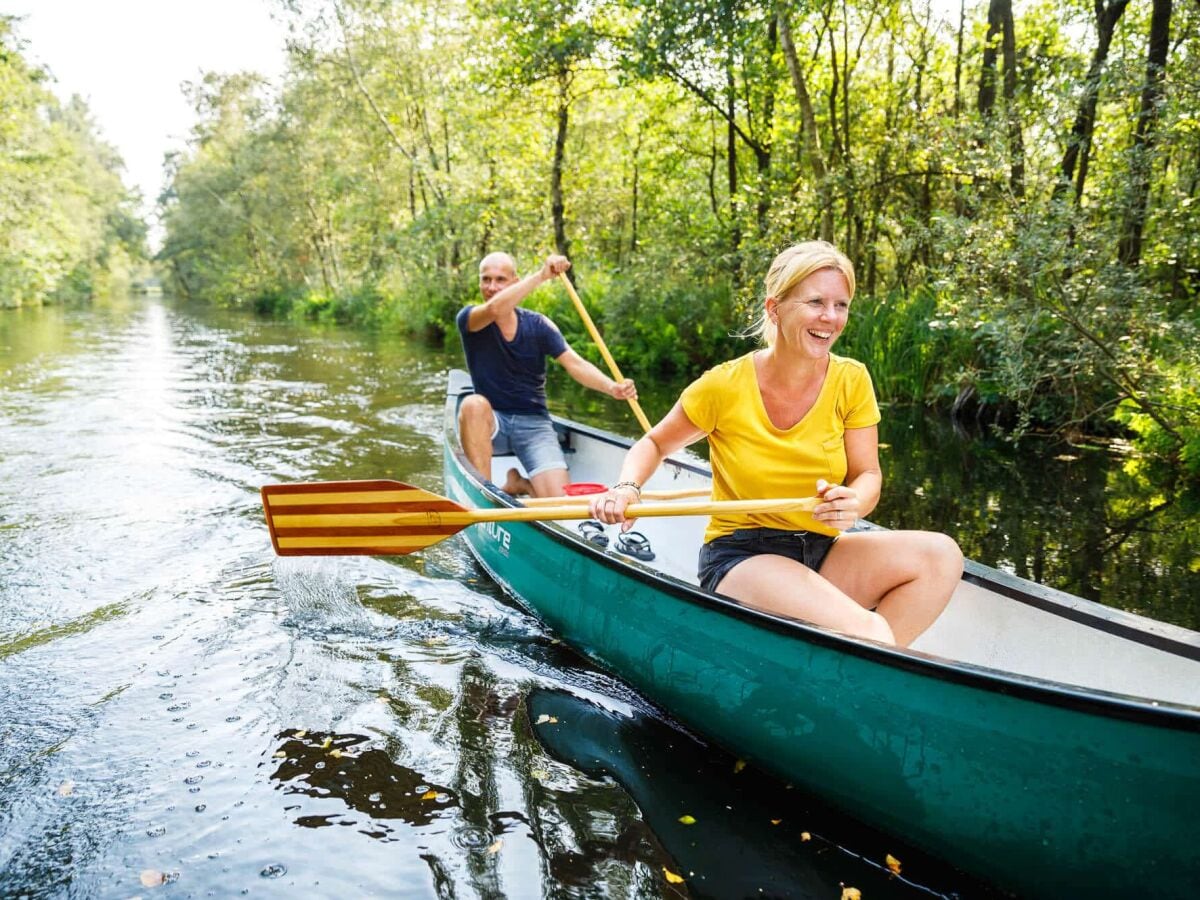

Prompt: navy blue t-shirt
[456,306,569,414]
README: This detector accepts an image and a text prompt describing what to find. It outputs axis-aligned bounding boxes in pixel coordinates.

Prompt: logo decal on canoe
[480,520,511,556]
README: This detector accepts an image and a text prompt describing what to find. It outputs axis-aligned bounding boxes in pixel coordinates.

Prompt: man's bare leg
[458,395,496,480]
[529,467,569,498]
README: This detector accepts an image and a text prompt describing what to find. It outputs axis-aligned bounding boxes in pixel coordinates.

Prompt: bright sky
[3,0,290,239]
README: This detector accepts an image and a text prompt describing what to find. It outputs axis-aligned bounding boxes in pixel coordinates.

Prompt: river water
[0,296,1194,899]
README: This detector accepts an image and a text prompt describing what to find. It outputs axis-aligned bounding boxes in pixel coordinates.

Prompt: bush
[838,287,976,406]
[1113,359,1200,483]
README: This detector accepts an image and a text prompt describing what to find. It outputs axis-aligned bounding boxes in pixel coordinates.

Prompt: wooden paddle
[520,486,710,507]
[261,479,814,557]
[557,272,653,433]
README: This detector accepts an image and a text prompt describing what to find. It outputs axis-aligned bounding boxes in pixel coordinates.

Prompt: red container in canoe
[563,482,606,496]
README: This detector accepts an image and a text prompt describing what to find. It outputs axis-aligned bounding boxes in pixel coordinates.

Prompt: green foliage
[838,288,976,406]
[598,262,742,374]
[1114,358,1200,481]
[0,18,147,308]
[153,0,1200,485]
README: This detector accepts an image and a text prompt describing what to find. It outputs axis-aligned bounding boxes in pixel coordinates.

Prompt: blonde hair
[747,241,856,346]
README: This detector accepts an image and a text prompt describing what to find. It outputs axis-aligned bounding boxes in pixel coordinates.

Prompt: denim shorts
[492,411,567,478]
[697,528,837,594]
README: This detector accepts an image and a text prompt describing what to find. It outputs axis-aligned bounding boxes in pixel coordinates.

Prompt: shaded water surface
[0,296,1191,898]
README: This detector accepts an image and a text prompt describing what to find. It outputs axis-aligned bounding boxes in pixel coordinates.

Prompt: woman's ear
[765,296,779,323]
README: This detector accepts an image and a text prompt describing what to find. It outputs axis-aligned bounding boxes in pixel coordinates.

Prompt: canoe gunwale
[444,370,1200,728]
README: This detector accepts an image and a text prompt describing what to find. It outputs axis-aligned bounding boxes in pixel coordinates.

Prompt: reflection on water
[270,730,458,833]
[0,295,1190,899]
[525,689,1003,899]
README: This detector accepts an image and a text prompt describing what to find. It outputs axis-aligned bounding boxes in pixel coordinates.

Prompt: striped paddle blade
[262,480,474,556]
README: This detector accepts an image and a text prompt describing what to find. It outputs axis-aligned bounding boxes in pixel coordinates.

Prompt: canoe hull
[442,380,1200,899]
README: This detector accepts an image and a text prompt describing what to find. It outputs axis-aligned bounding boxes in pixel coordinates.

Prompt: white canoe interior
[489,423,1200,711]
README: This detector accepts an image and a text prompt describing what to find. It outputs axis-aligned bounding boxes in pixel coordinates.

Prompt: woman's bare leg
[818,530,963,646]
[716,555,896,644]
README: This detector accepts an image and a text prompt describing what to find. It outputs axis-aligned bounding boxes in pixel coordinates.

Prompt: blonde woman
[589,241,961,646]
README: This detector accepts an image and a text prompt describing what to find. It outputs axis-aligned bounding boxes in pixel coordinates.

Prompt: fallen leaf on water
[530,768,549,780]
[421,790,438,800]
[770,818,782,826]
[272,751,286,759]
[886,853,902,875]
[486,839,503,855]
[535,714,558,725]
[328,749,343,759]
[733,759,746,774]
[321,737,332,749]
[294,729,307,738]
[841,887,861,900]
[800,832,811,842]
[376,696,390,704]
[678,815,696,825]
[56,781,75,797]
[140,869,165,887]
[663,868,685,884]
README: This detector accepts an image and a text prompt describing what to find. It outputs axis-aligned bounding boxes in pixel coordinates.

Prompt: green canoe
[442,370,1200,899]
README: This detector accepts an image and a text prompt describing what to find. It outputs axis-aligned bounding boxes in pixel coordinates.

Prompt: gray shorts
[698,528,836,594]
[492,411,567,478]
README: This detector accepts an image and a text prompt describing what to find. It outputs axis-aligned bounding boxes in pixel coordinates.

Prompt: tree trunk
[707,113,720,218]
[999,0,1025,197]
[1118,0,1172,266]
[1055,0,1132,204]
[953,0,967,214]
[480,156,497,256]
[954,0,965,118]
[727,59,742,276]
[977,0,1000,119]
[170,258,195,301]
[778,5,832,241]
[551,71,571,262]
[755,17,777,234]
[630,129,641,256]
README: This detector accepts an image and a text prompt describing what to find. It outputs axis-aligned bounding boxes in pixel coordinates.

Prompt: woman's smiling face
[771,267,852,358]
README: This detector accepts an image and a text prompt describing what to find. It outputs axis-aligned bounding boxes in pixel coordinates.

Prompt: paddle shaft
[270,496,817,530]
[521,486,710,506]
[557,272,653,433]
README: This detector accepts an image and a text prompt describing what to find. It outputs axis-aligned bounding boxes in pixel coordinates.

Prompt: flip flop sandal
[615,531,655,562]
[576,520,609,549]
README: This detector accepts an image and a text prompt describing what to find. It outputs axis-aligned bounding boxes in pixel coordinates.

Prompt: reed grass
[839,288,974,405]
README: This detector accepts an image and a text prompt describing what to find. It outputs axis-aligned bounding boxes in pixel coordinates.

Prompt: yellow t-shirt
[681,351,881,541]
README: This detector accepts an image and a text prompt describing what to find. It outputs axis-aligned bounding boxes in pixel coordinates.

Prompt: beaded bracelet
[611,480,642,497]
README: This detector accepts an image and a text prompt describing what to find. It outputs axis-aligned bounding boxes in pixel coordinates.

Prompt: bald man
[456,253,637,497]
